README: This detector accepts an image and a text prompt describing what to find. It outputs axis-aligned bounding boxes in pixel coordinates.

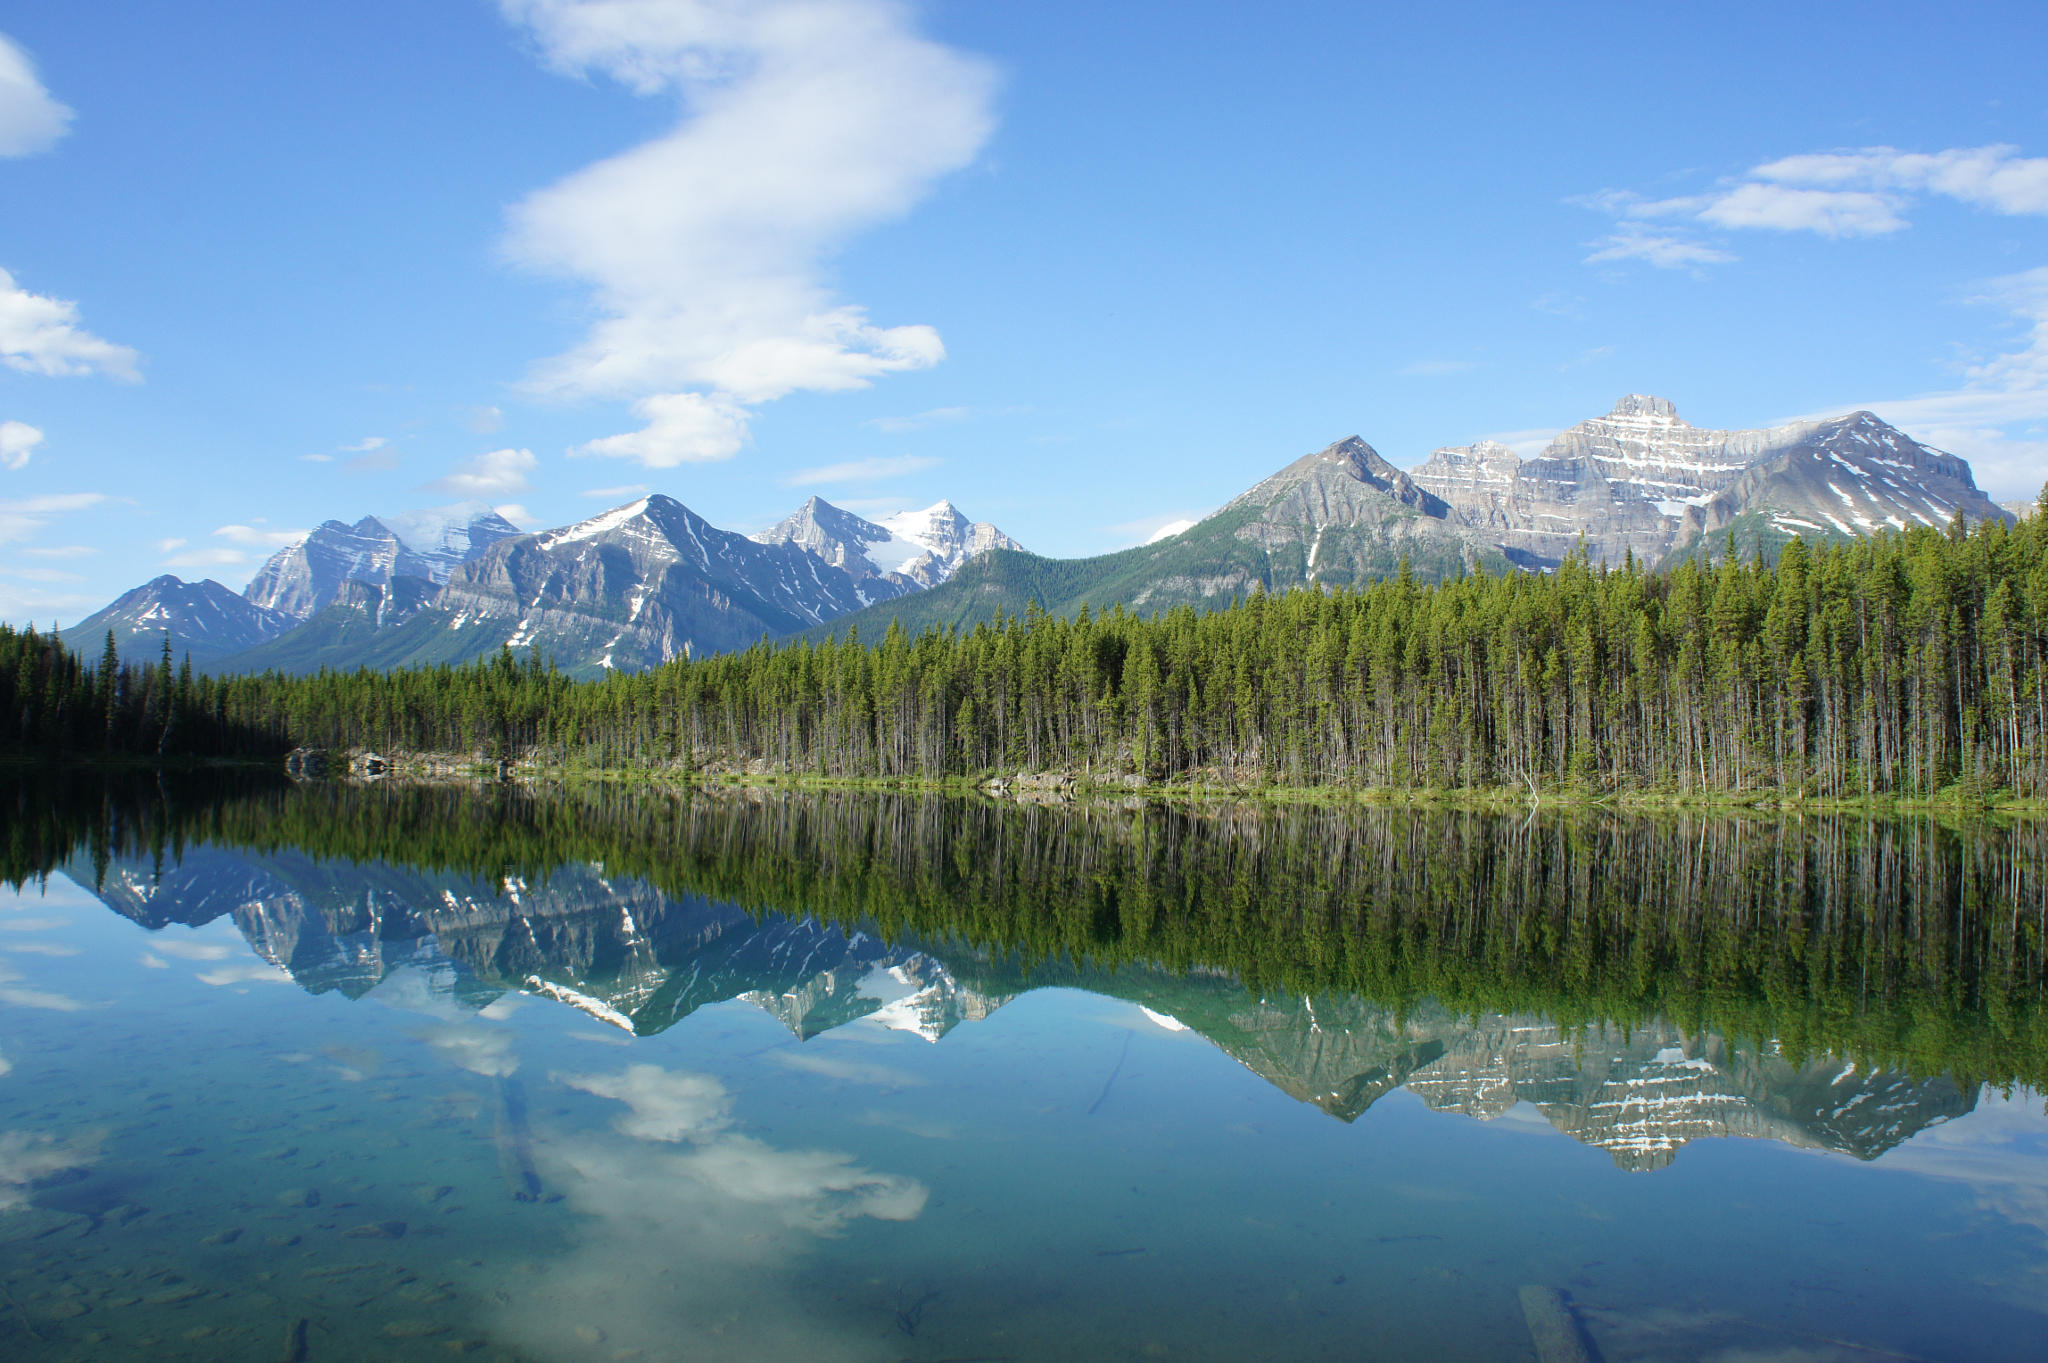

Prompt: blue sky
[3,0,2046,625]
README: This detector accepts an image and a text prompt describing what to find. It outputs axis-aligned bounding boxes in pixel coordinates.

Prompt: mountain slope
[60,576,290,665]
[808,436,1506,640]
[1664,411,2013,563]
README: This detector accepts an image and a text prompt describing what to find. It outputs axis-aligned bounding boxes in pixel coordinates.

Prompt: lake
[1,772,2045,1360]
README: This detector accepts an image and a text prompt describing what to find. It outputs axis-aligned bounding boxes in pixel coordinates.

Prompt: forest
[4,499,2047,799]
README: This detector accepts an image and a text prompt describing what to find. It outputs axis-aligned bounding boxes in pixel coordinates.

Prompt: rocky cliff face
[1411,396,2010,568]
[243,517,439,621]
[423,494,908,671]
[242,507,523,622]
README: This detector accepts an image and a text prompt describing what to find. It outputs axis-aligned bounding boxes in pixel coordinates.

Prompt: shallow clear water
[2,782,2046,1361]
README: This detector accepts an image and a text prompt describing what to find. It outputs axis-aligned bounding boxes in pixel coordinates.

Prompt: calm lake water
[1,773,2045,1361]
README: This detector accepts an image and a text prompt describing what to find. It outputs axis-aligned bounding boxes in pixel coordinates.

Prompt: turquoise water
[1,787,2046,1360]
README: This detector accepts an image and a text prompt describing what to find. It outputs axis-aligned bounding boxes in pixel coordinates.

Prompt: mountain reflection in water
[19,773,2041,1173]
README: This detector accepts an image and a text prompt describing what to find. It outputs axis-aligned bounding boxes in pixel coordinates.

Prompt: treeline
[15,774,2047,1087]
[0,626,284,760]
[10,502,2048,797]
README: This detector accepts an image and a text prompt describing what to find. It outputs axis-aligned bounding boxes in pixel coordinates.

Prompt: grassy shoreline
[332,752,2048,818]
[11,749,2047,818]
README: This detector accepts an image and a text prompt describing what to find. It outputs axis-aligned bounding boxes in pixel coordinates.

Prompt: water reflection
[37,776,2043,1171]
[2,774,2045,1360]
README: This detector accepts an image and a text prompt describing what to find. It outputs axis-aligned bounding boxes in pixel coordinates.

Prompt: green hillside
[808,502,1504,642]
[208,604,519,676]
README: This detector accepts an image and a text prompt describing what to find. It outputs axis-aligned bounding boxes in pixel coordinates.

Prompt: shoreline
[10,750,2048,818]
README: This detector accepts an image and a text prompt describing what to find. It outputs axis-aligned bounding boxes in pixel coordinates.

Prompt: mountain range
[78,844,1975,1171]
[61,397,2020,674]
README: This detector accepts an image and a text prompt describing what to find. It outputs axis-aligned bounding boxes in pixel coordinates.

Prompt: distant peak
[1608,394,1679,420]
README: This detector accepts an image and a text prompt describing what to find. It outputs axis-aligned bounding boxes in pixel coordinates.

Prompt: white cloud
[0,267,140,380]
[163,547,249,569]
[498,0,997,465]
[0,419,41,469]
[1583,226,1735,270]
[212,522,308,549]
[778,453,939,486]
[0,34,71,157]
[194,961,291,987]
[0,1129,100,1211]
[426,1023,520,1079]
[562,1064,732,1142]
[468,404,505,434]
[0,491,105,546]
[19,544,92,558]
[342,435,388,453]
[0,980,88,1011]
[428,446,536,496]
[1801,266,2048,501]
[1532,292,1586,320]
[1690,182,1905,237]
[866,404,969,434]
[580,482,649,499]
[149,940,233,961]
[574,390,749,465]
[4,567,82,584]
[297,452,333,464]
[1478,427,1562,458]
[154,536,186,552]
[1098,509,1209,548]
[1583,144,2048,268]
[1753,145,2048,215]
[493,502,532,525]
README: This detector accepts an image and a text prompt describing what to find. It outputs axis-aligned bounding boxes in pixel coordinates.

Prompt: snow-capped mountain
[216,494,925,677]
[1412,396,2011,568]
[243,506,520,622]
[60,575,292,665]
[754,497,1022,589]
[1669,411,2007,558]
[425,494,914,670]
[874,501,1025,586]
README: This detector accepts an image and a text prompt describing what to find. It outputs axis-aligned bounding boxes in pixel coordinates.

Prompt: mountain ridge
[66,395,2024,673]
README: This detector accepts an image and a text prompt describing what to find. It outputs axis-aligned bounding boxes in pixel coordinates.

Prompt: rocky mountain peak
[61,574,291,665]
[1608,393,1683,421]
[756,496,1022,591]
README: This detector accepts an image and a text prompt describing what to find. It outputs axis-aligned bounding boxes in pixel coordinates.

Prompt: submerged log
[493,1076,543,1202]
[1519,1285,1596,1363]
